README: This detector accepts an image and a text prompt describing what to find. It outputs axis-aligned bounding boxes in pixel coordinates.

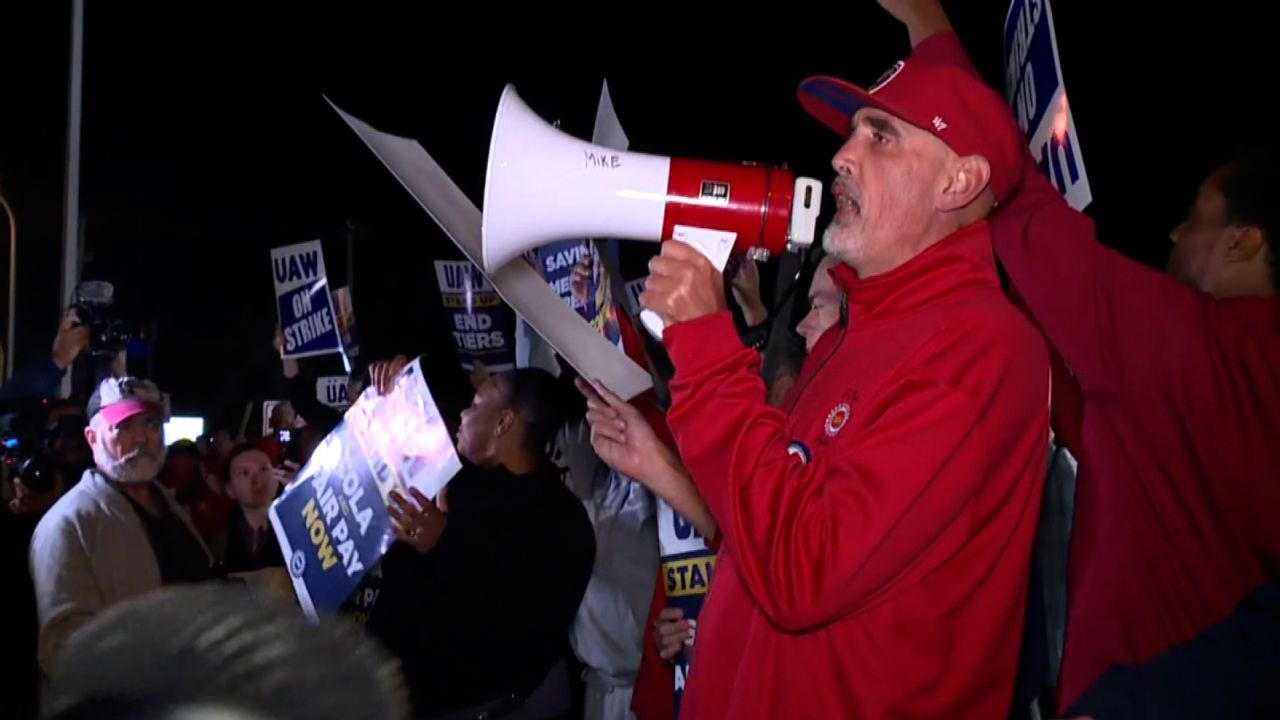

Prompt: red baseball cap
[798,60,1025,202]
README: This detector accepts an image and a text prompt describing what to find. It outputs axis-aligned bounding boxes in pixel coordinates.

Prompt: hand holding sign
[655,606,696,662]
[368,355,410,396]
[388,487,447,554]
[569,254,593,309]
[270,356,462,618]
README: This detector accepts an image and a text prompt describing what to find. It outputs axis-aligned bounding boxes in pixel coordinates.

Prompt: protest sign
[332,285,361,369]
[272,241,343,359]
[658,501,717,716]
[316,376,352,409]
[1005,0,1092,209]
[270,356,461,618]
[434,259,517,372]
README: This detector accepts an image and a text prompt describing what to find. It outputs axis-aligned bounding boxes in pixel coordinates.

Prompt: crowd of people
[2,0,1278,718]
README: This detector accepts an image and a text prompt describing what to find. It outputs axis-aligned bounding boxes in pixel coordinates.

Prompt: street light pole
[59,0,85,398]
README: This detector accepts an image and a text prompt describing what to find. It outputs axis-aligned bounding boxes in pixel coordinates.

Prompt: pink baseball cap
[87,377,166,426]
[798,59,1025,201]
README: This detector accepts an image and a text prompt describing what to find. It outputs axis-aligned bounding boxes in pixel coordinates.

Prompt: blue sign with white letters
[658,500,716,717]
[1004,0,1092,210]
[433,260,517,372]
[272,420,391,618]
[272,240,344,359]
[533,239,621,348]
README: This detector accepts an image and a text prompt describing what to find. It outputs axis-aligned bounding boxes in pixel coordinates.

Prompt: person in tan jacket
[29,377,212,671]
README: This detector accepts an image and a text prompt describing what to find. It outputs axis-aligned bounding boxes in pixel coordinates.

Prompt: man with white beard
[30,377,213,672]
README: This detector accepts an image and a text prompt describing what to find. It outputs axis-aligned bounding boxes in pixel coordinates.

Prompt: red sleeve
[1048,345,1085,455]
[1008,285,1084,455]
[993,145,1216,393]
[616,310,679,450]
[617,310,649,371]
[912,30,979,75]
[663,312,1025,631]
[911,27,1220,393]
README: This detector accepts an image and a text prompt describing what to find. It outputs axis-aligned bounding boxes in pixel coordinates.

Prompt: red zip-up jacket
[662,221,1050,718]
[915,29,1280,711]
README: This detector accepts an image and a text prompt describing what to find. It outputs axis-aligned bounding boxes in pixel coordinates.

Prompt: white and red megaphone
[482,85,823,335]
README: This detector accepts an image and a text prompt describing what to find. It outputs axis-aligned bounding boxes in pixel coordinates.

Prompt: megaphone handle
[640,225,738,340]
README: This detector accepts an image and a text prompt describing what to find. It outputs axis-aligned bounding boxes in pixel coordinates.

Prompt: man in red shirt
[847,2,1280,716]
[634,27,1051,719]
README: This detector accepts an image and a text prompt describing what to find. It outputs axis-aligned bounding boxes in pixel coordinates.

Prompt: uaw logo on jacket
[825,403,851,437]
[818,389,859,446]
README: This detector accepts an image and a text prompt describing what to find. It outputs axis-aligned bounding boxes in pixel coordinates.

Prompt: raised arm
[577,379,717,539]
[878,0,1218,394]
[878,0,954,47]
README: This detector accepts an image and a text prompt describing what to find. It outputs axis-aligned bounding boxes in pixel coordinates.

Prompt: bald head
[796,255,843,352]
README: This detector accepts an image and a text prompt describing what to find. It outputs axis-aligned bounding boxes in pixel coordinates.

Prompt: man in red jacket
[853,2,1280,716]
[636,29,1051,720]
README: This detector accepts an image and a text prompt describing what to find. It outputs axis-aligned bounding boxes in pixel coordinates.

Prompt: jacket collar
[831,220,1000,326]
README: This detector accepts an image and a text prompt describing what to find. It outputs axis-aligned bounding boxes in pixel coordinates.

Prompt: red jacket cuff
[663,311,745,377]
[911,31,976,77]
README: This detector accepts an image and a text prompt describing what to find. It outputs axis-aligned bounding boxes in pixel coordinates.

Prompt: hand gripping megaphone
[481,85,823,336]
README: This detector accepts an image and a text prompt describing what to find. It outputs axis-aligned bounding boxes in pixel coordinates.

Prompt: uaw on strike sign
[272,240,343,360]
[659,501,716,717]
[1005,0,1092,211]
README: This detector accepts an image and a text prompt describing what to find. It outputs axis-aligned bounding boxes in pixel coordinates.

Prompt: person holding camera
[29,377,214,673]
[0,311,92,401]
[1,398,91,719]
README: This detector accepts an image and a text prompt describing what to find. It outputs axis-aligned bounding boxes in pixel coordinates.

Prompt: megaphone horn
[481,84,823,273]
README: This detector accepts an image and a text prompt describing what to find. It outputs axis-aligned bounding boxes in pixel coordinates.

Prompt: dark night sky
[1,3,1277,431]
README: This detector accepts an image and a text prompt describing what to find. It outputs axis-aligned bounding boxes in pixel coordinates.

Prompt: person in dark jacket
[365,360,595,720]
[214,444,289,573]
